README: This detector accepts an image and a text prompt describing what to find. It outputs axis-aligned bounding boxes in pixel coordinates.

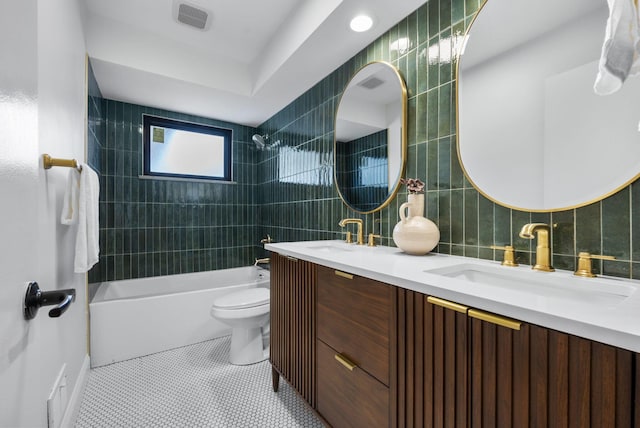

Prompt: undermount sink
[305,242,356,253]
[425,263,637,306]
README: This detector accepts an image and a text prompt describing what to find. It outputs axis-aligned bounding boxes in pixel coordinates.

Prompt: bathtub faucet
[254,257,270,266]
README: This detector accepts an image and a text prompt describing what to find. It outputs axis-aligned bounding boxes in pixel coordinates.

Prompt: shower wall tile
[256,0,640,281]
[88,97,259,283]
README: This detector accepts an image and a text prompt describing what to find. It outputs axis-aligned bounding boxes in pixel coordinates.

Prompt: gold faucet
[339,218,364,245]
[254,257,270,266]
[519,223,554,272]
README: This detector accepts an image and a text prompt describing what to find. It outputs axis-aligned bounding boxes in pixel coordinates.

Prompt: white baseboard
[61,354,90,428]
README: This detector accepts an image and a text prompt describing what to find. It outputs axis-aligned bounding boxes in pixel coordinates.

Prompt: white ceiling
[82,0,426,127]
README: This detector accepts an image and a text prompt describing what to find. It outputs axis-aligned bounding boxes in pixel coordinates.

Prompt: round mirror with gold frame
[457,0,640,212]
[334,61,407,214]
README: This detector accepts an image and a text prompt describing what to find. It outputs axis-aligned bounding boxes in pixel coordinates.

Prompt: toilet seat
[212,288,269,310]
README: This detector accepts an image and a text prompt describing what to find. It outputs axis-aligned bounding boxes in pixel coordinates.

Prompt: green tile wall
[258,0,640,279]
[88,96,260,283]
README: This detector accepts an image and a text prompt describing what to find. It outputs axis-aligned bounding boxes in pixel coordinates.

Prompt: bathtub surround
[87,93,260,283]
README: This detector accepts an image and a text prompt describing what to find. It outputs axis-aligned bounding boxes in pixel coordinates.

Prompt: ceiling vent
[358,76,385,90]
[173,1,212,31]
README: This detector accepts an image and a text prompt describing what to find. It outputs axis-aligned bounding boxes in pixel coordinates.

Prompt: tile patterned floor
[75,336,325,427]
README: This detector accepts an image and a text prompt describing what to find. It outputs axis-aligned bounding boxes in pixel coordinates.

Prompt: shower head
[252,134,267,150]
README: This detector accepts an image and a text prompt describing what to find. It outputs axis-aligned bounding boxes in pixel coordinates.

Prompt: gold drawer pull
[427,296,469,314]
[468,309,521,330]
[334,353,357,371]
[334,270,354,280]
[285,256,298,262]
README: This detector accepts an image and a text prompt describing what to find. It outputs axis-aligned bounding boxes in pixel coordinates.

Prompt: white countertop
[265,240,640,353]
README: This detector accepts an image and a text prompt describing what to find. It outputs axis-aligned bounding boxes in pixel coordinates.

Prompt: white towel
[594,0,640,95]
[61,168,80,225]
[74,164,100,273]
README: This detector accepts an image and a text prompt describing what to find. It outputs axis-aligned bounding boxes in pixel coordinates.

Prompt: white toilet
[210,287,270,365]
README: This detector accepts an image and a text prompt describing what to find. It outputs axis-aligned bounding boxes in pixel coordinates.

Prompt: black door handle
[24,282,76,320]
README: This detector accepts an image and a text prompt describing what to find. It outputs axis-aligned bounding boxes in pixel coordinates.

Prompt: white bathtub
[89,266,270,368]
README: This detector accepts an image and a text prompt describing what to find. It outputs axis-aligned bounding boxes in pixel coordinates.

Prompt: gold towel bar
[42,154,82,171]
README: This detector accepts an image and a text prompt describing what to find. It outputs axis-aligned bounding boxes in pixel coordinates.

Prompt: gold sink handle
[368,233,381,247]
[490,245,518,267]
[574,252,616,278]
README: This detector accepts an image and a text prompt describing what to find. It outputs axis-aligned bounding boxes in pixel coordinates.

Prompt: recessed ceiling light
[350,15,373,32]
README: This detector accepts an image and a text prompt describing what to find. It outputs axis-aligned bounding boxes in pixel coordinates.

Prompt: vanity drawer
[316,339,389,428]
[316,265,392,385]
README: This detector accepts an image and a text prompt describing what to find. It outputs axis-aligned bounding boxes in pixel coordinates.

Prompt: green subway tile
[389,24,399,62]
[417,42,429,95]
[602,189,630,259]
[407,49,417,99]
[427,89,439,140]
[407,10,417,51]
[427,139,438,191]
[451,190,465,245]
[552,210,574,256]
[437,137,451,190]
[416,142,427,178]
[428,0,440,39]
[464,188,478,245]
[440,0,451,27]
[478,193,493,246]
[438,83,452,137]
[491,202,514,246]
[418,3,428,43]
[439,30,453,86]
[450,136,464,189]
[575,201,601,254]
[416,93,427,143]
[452,0,465,24]
[427,38,440,88]
[439,190,451,243]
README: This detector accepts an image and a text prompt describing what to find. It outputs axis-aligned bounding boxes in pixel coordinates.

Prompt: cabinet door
[397,289,469,428]
[469,316,637,428]
[270,253,316,406]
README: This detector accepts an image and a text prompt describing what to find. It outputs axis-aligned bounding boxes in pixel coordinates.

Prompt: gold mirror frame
[334,61,408,214]
[455,0,640,212]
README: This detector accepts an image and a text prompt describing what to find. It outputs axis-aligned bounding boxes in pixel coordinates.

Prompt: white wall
[0,0,89,426]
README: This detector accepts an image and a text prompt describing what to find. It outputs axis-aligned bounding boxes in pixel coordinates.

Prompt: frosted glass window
[143,115,232,181]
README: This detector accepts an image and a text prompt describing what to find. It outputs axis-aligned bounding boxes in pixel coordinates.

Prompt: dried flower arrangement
[400,178,425,194]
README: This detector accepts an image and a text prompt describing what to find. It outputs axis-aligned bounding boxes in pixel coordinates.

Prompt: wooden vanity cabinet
[271,255,640,427]
[398,288,640,428]
[316,265,397,428]
[270,253,316,406]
